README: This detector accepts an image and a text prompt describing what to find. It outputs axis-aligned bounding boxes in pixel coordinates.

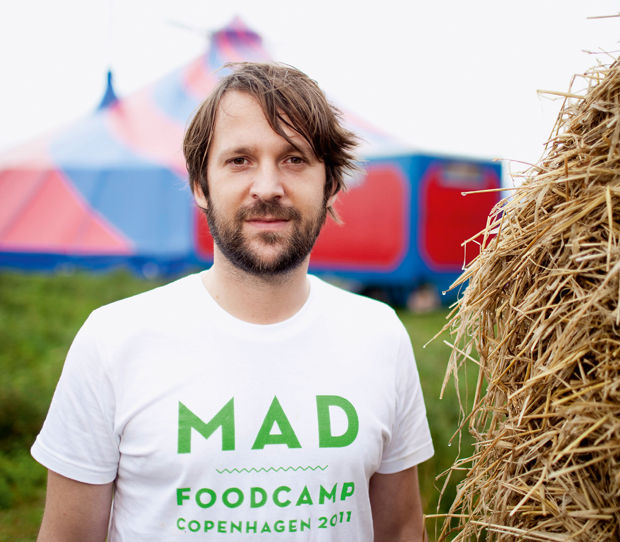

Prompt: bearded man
[32,62,434,542]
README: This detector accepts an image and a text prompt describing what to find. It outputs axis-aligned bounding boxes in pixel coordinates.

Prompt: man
[32,62,434,541]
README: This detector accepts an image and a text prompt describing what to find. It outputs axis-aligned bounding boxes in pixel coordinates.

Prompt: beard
[205,196,328,277]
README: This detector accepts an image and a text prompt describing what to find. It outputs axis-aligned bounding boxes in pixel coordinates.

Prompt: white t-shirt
[32,273,433,541]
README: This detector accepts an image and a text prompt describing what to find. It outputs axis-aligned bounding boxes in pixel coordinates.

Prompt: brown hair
[183,62,360,220]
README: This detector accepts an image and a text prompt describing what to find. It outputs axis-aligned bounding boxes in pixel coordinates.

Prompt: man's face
[194,91,335,277]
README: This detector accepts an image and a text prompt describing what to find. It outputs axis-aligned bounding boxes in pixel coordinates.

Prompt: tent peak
[215,16,262,44]
[226,15,253,32]
[98,70,118,110]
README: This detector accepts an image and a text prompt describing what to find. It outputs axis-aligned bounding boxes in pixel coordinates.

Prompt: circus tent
[0,17,417,276]
[0,17,500,300]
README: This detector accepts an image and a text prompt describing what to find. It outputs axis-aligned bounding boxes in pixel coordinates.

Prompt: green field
[0,271,474,541]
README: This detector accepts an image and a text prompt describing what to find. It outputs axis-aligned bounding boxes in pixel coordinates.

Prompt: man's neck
[200,252,311,325]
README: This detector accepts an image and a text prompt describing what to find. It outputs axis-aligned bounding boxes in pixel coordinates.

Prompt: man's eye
[288,156,303,165]
[231,158,246,165]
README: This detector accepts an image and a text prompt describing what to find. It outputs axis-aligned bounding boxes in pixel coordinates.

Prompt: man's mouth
[245,217,290,231]
[247,216,289,222]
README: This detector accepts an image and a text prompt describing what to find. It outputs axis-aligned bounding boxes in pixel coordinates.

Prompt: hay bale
[436,55,620,542]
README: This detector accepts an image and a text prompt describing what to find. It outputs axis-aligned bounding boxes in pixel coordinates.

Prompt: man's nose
[250,162,285,201]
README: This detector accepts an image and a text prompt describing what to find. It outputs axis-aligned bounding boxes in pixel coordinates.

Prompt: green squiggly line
[216,465,328,474]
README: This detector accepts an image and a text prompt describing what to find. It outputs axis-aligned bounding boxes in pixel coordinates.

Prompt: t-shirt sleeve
[31,313,120,484]
[377,323,434,474]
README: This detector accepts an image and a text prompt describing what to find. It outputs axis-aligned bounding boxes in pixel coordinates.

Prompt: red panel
[106,92,187,176]
[193,164,409,269]
[0,169,133,254]
[312,165,408,269]
[420,163,500,270]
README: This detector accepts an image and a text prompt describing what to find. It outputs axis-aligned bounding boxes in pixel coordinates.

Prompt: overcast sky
[1,0,619,184]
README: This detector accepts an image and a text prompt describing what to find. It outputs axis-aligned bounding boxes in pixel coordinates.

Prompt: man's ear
[193,182,208,210]
[324,168,339,211]
[326,191,338,210]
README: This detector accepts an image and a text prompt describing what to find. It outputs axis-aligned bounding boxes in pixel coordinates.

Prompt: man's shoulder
[309,275,402,329]
[88,273,200,329]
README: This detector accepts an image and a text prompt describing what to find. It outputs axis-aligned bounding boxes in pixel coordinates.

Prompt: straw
[434,51,620,542]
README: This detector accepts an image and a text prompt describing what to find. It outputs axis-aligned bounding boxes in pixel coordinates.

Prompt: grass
[398,309,476,539]
[0,270,166,540]
[0,485,45,542]
[0,270,474,541]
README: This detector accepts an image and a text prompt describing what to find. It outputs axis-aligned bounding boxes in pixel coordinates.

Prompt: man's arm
[37,470,114,542]
[369,465,426,542]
